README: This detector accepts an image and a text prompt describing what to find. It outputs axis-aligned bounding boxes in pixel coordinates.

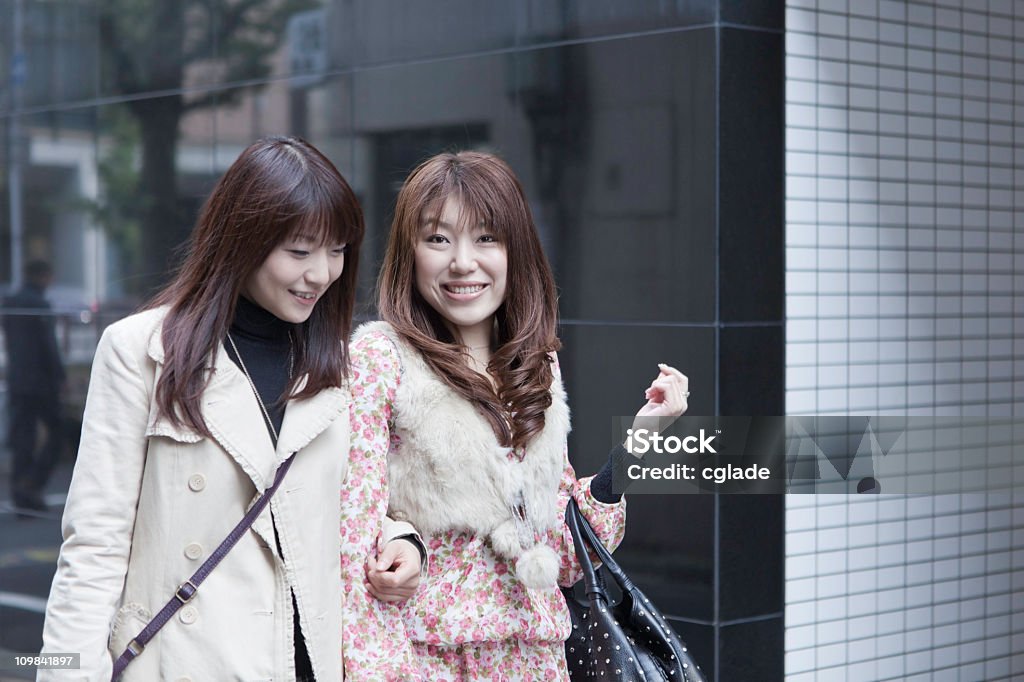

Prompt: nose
[450,241,478,274]
[304,250,331,288]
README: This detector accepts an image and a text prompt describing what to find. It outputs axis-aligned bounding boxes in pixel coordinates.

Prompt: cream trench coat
[40,307,414,682]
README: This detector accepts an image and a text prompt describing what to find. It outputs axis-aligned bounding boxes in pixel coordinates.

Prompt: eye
[425,234,449,244]
[288,249,310,257]
[332,244,349,256]
[478,234,498,244]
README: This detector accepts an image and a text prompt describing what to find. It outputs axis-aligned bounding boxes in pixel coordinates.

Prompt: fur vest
[357,322,570,590]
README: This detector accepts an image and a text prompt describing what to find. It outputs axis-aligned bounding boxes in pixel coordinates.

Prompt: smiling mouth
[290,290,318,300]
[443,284,487,294]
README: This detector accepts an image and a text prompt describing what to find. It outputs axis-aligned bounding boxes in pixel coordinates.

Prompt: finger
[657,363,687,385]
[648,376,676,402]
[655,367,689,406]
[376,541,402,572]
[647,378,685,415]
[365,553,379,580]
[372,570,418,601]
[365,568,389,599]
[373,570,403,589]
[391,558,418,583]
[644,385,665,402]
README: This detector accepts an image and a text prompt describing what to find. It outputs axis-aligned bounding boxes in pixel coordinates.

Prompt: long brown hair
[378,151,560,450]
[150,136,364,438]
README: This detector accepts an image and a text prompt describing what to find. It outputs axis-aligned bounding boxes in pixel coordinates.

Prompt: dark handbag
[562,498,707,682]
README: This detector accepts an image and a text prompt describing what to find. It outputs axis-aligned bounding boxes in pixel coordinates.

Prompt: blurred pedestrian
[3,259,65,513]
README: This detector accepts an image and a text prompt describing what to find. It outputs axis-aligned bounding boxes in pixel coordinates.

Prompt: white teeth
[448,285,484,294]
[292,291,316,300]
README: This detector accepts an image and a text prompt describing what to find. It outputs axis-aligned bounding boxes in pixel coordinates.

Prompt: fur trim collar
[356,322,570,589]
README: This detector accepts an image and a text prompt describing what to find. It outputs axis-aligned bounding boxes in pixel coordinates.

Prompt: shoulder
[97,306,168,361]
[351,321,403,363]
[350,321,404,383]
[102,306,165,341]
[352,320,397,346]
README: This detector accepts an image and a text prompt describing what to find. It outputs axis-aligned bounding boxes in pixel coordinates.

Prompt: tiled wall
[785,1,1024,680]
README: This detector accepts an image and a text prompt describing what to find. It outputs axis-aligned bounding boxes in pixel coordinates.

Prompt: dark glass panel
[719,27,784,323]
[523,0,716,44]
[719,616,785,680]
[719,325,785,415]
[526,32,718,323]
[719,0,784,29]
[719,495,785,620]
[332,0,519,67]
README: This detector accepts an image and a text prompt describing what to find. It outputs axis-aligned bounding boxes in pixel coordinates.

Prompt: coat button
[187,474,206,492]
[179,606,198,624]
[184,543,203,560]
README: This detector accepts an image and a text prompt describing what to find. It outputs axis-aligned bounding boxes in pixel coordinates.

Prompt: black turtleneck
[223,296,314,680]
[223,295,294,439]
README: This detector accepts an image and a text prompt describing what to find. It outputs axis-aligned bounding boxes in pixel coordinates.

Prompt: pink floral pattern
[343,330,627,681]
[340,337,419,680]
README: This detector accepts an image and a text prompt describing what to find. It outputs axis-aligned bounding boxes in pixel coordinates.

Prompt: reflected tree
[98,0,314,294]
[92,109,144,290]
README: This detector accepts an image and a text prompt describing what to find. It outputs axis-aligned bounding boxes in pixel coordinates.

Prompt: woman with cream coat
[40,137,421,681]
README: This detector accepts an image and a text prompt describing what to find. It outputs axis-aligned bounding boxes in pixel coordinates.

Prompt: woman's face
[414,196,508,345]
[243,233,347,323]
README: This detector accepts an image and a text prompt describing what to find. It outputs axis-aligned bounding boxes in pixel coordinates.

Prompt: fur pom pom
[515,544,559,590]
[489,520,524,560]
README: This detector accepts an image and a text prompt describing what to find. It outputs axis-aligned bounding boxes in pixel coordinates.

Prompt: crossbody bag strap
[110,452,296,681]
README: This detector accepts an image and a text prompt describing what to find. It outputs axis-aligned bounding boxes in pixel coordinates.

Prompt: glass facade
[1,2,786,678]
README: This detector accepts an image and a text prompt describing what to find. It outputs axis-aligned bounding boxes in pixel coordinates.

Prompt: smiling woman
[38,137,423,682]
[244,236,349,324]
[345,151,690,681]
[414,197,508,363]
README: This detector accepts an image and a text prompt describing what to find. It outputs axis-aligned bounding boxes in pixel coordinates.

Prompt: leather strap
[567,497,637,593]
[110,453,296,680]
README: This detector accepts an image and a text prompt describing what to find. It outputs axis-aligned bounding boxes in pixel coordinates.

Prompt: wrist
[390,533,427,571]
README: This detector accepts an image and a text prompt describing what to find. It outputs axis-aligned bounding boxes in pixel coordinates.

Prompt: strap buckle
[127,638,145,657]
[175,580,198,604]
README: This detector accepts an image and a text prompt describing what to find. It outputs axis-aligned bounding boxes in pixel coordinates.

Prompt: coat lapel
[276,379,348,458]
[146,324,347,492]
[201,355,280,491]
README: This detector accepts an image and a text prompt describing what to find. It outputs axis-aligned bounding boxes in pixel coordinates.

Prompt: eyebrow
[420,218,487,230]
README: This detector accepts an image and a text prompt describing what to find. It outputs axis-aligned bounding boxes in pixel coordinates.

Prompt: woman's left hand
[631,363,689,432]
[365,539,422,602]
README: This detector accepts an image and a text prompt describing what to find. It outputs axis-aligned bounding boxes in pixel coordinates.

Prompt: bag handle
[565,498,607,602]
[110,452,297,680]
[567,498,638,594]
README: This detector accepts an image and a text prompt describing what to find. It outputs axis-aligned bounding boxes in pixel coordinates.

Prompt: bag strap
[566,498,637,595]
[566,498,612,601]
[110,452,297,680]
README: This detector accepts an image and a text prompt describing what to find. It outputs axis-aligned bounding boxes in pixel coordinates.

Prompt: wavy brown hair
[149,136,364,438]
[379,151,560,450]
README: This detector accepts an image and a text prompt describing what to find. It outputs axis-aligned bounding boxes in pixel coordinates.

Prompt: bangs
[282,171,361,247]
[417,176,511,241]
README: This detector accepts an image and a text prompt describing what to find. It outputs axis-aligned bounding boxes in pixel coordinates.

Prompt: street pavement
[0,456,70,681]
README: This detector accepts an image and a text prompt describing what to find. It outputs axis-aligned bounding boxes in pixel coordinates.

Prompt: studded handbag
[562,498,707,682]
